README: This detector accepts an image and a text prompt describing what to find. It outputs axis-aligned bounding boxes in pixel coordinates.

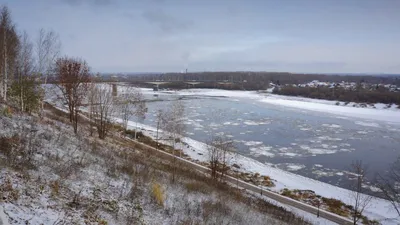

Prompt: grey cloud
[61,0,113,7]
[181,51,191,61]
[142,9,192,32]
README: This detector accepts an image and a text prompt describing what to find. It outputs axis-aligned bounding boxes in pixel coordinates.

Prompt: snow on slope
[0,205,10,225]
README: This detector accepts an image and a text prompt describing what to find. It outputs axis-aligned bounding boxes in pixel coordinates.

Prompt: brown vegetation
[274,86,400,105]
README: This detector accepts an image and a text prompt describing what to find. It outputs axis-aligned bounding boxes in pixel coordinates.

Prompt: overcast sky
[2,0,400,73]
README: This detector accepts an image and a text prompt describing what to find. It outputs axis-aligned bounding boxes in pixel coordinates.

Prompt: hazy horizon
[2,0,400,74]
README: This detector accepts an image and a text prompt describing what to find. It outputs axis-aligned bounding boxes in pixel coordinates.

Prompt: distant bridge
[104,80,242,93]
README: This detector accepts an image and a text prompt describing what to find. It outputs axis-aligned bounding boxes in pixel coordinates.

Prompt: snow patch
[355,121,381,128]
[244,141,263,146]
[285,164,306,171]
[322,124,341,128]
[249,146,274,157]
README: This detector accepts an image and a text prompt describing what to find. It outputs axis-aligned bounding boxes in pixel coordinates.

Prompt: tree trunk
[73,109,78,134]
[135,120,138,140]
[3,28,7,102]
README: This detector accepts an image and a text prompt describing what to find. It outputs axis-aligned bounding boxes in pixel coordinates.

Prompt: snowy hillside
[0,104,309,225]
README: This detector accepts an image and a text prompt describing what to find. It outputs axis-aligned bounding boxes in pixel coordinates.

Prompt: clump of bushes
[2,106,12,117]
[151,182,165,206]
[0,132,40,169]
[0,177,20,202]
[321,197,349,217]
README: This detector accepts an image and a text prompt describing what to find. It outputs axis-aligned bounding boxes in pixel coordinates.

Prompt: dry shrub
[151,182,165,206]
[184,181,211,194]
[50,180,60,197]
[2,106,12,117]
[0,177,19,202]
[98,219,108,225]
[322,197,349,217]
[0,135,19,157]
[202,200,231,222]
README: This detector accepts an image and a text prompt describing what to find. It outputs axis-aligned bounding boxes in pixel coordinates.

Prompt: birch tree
[159,100,185,182]
[36,28,61,115]
[118,87,147,137]
[10,31,41,113]
[55,57,91,134]
[132,90,147,139]
[91,85,115,139]
[0,5,18,102]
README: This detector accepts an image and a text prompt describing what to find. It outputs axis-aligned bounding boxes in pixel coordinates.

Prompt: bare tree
[0,5,19,102]
[132,90,147,139]
[207,135,236,180]
[117,87,147,138]
[118,92,131,133]
[91,84,115,139]
[155,109,163,147]
[35,28,61,115]
[55,57,91,134]
[88,81,96,136]
[11,31,42,113]
[376,157,400,216]
[159,100,186,182]
[349,160,373,225]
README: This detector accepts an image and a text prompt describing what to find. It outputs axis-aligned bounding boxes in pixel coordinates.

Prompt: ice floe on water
[280,152,300,157]
[223,121,240,126]
[357,130,369,134]
[278,163,306,171]
[312,170,332,177]
[242,119,271,126]
[243,120,260,125]
[314,164,323,168]
[244,141,263,146]
[298,145,338,155]
[209,123,220,127]
[249,146,274,157]
[307,148,337,155]
[322,124,342,128]
[316,136,342,141]
[355,121,381,128]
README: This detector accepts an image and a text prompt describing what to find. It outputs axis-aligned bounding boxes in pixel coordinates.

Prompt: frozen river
[131,89,400,190]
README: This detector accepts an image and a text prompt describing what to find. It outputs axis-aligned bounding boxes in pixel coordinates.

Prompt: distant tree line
[273,85,400,105]
[116,71,400,87]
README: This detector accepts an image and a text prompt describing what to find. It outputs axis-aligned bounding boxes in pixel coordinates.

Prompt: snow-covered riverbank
[141,88,400,123]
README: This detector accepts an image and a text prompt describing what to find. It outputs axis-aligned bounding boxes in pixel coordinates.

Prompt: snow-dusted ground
[0,205,10,225]
[1,112,295,225]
